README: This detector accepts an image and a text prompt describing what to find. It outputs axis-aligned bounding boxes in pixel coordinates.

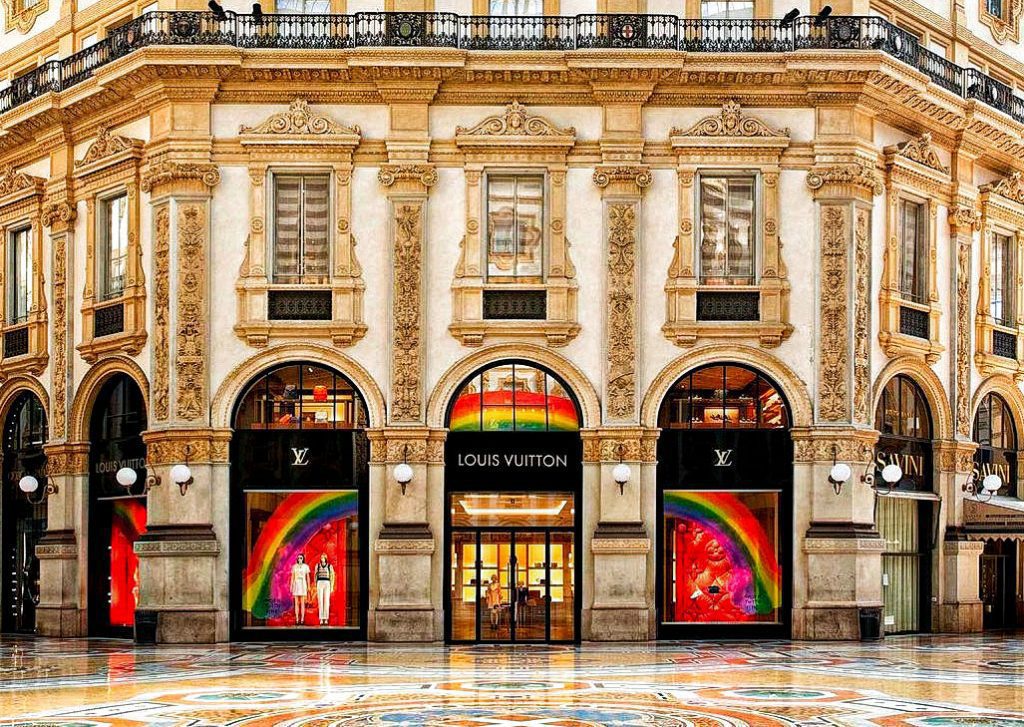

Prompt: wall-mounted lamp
[827,444,902,494]
[393,444,413,496]
[169,444,195,496]
[612,442,632,496]
[963,472,1002,503]
[115,445,196,496]
[19,474,58,505]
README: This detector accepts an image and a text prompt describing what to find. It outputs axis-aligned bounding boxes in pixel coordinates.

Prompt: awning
[963,495,1024,540]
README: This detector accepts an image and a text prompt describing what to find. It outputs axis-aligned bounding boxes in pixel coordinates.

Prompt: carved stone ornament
[606,203,638,421]
[950,204,981,231]
[51,233,68,440]
[3,0,48,35]
[593,166,653,190]
[378,165,438,189]
[818,205,850,422]
[239,98,361,137]
[671,100,789,138]
[981,171,1024,206]
[75,128,143,170]
[176,204,208,421]
[956,240,972,437]
[806,162,884,197]
[887,133,950,174]
[153,205,171,422]
[41,201,77,228]
[0,165,42,199]
[456,101,575,138]
[391,202,425,422]
[141,160,221,194]
[980,0,1023,44]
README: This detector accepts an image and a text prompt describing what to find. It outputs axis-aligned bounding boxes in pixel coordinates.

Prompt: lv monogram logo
[713,449,734,467]
[290,447,310,466]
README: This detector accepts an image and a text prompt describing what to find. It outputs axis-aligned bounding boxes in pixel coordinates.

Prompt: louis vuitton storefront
[229,363,369,640]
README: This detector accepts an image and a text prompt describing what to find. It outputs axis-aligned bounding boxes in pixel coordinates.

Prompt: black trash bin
[858,606,882,640]
[135,610,158,644]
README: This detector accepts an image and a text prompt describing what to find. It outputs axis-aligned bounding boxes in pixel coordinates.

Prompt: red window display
[109,498,147,628]
[663,490,782,624]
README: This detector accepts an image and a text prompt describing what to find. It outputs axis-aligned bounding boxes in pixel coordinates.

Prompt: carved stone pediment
[76,128,144,171]
[456,101,575,139]
[239,98,361,138]
[671,101,789,139]
[0,165,43,201]
[806,162,884,197]
[981,171,1024,207]
[885,133,949,174]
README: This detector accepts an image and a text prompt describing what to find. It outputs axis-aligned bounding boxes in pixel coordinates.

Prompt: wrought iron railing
[1,11,1023,124]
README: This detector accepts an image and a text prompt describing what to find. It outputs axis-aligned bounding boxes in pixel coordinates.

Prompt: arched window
[974,393,1018,498]
[874,375,932,440]
[3,391,46,458]
[233,363,366,430]
[658,363,789,430]
[447,361,580,432]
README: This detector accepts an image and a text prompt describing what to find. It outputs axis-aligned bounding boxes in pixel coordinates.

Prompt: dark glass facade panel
[973,392,1018,498]
[658,363,788,430]
[234,364,365,430]
[448,362,580,433]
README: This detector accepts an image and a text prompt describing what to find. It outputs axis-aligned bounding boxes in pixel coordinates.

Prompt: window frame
[7,225,32,325]
[268,169,335,286]
[897,196,929,305]
[699,0,756,19]
[695,170,760,288]
[991,230,1016,329]
[97,190,130,302]
[483,170,548,285]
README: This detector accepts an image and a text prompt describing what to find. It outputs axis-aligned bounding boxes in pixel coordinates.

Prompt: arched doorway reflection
[87,373,148,637]
[229,362,369,640]
[1,392,47,633]
[655,363,792,639]
[444,361,582,644]
[873,374,935,635]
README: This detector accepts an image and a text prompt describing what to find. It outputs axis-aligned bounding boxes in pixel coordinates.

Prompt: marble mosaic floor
[0,635,1023,725]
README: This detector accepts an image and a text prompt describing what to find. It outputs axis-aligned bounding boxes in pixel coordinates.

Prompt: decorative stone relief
[153,204,171,422]
[141,160,221,196]
[175,204,207,422]
[239,98,361,136]
[818,205,850,422]
[2,0,47,33]
[853,208,872,424]
[455,101,575,137]
[806,162,884,197]
[378,165,438,189]
[980,0,1023,44]
[391,202,424,423]
[670,100,789,138]
[980,171,1024,205]
[887,133,950,174]
[607,203,638,422]
[44,199,75,441]
[75,128,142,169]
[956,238,972,437]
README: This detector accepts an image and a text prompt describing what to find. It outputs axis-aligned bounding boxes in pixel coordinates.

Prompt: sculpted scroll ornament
[853,209,871,424]
[51,234,68,440]
[153,205,171,422]
[141,161,221,194]
[592,166,653,190]
[378,165,438,189]
[239,98,361,136]
[607,203,638,421]
[456,101,575,137]
[391,204,424,422]
[818,206,850,421]
[806,163,884,197]
[888,133,949,174]
[75,128,141,168]
[981,171,1024,206]
[41,201,76,229]
[175,205,207,422]
[0,165,41,198]
[671,100,789,138]
[956,241,972,437]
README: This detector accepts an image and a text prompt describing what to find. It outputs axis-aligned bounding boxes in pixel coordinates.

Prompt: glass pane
[546,374,579,431]
[489,0,543,15]
[878,497,920,633]
[701,0,754,18]
[513,532,547,641]
[451,492,574,528]
[9,228,31,323]
[727,177,754,281]
[234,366,361,430]
[700,178,728,283]
[700,176,755,285]
[487,176,544,282]
[992,396,1005,449]
[241,491,359,628]
[899,201,927,303]
[487,177,516,279]
[514,365,547,431]
[659,375,693,429]
[109,498,147,628]
[689,365,725,429]
[300,365,335,429]
[662,491,782,624]
[273,176,302,283]
[480,531,513,641]
[450,531,478,641]
[481,364,516,431]
[548,531,575,641]
[723,366,758,428]
[449,376,482,432]
[103,195,128,300]
[266,365,302,429]
[975,396,992,446]
[758,376,788,429]
[515,177,544,280]
[302,175,330,282]
[993,234,1015,326]
[1001,397,1017,449]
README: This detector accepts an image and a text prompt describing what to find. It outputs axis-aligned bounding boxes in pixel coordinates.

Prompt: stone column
[371,148,439,640]
[797,139,886,639]
[135,97,227,640]
[934,440,984,632]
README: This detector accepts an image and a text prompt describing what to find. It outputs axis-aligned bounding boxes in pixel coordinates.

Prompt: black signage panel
[656,429,792,489]
[445,432,582,490]
[91,432,147,499]
[231,430,369,491]
[874,436,932,491]
[973,447,1016,490]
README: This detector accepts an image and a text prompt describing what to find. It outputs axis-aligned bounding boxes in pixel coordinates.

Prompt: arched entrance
[655,363,792,639]
[1,391,47,633]
[229,362,369,640]
[873,374,935,635]
[973,393,1021,630]
[87,373,148,637]
[444,360,582,644]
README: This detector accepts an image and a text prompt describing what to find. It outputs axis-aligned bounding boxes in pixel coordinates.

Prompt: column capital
[42,441,90,476]
[378,163,437,196]
[141,157,220,198]
[791,427,879,464]
[367,427,445,464]
[581,427,658,463]
[934,438,978,474]
[806,160,883,201]
[593,165,652,198]
[141,428,232,465]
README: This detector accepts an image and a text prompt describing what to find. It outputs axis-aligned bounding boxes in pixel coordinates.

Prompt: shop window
[658,364,788,430]
[873,374,933,493]
[448,362,579,432]
[98,193,129,301]
[898,200,928,305]
[486,175,544,284]
[452,103,578,347]
[234,364,366,430]
[700,0,754,18]
[272,173,330,285]
[662,490,782,624]
[973,393,1018,498]
[7,227,32,324]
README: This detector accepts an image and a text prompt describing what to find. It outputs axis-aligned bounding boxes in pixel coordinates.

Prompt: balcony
[1,12,1022,125]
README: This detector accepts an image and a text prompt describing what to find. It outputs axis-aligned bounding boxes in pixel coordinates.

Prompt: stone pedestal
[35,528,83,636]
[936,538,985,633]
[588,522,651,640]
[372,524,436,641]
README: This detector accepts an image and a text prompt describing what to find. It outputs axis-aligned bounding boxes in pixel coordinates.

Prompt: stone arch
[871,356,953,441]
[641,345,813,429]
[69,356,150,442]
[971,374,1024,443]
[426,343,600,429]
[210,343,386,430]
[0,375,49,425]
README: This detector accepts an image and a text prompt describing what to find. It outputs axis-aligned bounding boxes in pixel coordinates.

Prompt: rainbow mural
[449,390,578,432]
[664,491,781,621]
[110,498,147,627]
[242,491,358,621]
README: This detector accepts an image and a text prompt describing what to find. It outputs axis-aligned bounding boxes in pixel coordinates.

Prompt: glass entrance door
[449,528,574,642]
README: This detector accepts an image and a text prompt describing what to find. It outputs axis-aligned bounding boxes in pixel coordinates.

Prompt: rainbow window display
[663,491,782,624]
[449,363,579,432]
